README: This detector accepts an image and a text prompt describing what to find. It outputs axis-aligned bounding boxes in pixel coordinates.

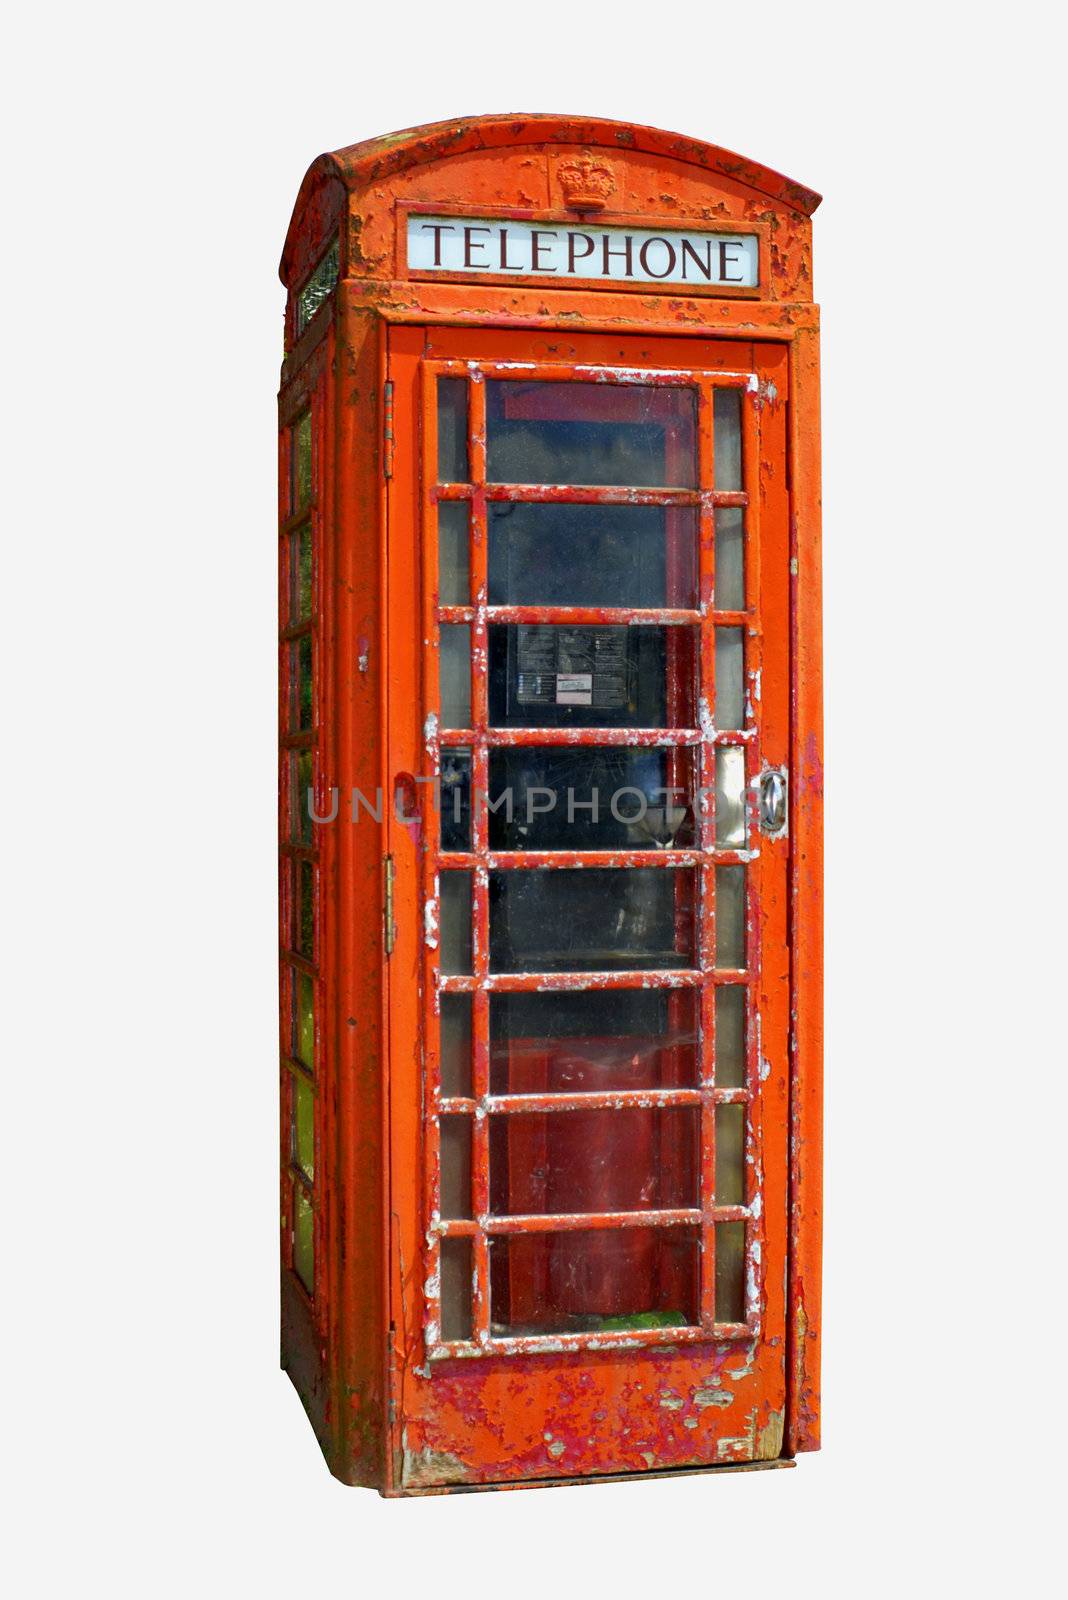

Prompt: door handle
[758,766,788,837]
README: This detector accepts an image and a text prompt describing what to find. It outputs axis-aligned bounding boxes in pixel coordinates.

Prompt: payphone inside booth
[277,116,823,1493]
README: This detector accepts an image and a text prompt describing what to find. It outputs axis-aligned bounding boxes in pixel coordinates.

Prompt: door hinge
[383,853,396,955]
[382,379,394,478]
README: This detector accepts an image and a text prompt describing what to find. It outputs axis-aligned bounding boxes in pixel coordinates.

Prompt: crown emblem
[557,154,615,213]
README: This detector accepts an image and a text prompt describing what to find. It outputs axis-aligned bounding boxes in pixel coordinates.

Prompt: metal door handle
[758,767,788,837]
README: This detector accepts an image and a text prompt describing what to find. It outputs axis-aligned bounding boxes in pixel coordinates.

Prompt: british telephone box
[277,114,823,1493]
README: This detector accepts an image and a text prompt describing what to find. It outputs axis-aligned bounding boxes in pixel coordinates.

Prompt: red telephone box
[277,114,823,1492]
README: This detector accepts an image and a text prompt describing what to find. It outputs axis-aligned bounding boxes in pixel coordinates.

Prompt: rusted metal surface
[277,114,822,1492]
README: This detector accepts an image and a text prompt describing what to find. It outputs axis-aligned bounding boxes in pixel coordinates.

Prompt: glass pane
[713,389,742,491]
[715,866,746,969]
[290,748,314,847]
[293,969,315,1069]
[292,1072,314,1181]
[437,378,468,483]
[489,624,695,729]
[487,746,696,851]
[715,1220,746,1323]
[291,523,313,622]
[715,628,744,730]
[714,508,745,611]
[293,858,314,961]
[715,986,746,1089]
[296,239,339,335]
[487,381,697,488]
[439,625,471,728]
[440,871,472,974]
[440,1237,473,1341]
[440,992,472,1097]
[490,867,696,973]
[715,1104,746,1206]
[488,503,697,609]
[438,501,470,605]
[490,1227,698,1335]
[491,989,698,1095]
[440,747,471,851]
[490,1106,698,1215]
[715,746,747,848]
[292,412,312,511]
[293,1183,314,1294]
[291,635,313,731]
[440,1115,472,1219]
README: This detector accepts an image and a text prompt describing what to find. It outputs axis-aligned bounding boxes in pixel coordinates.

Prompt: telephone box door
[386,324,791,1489]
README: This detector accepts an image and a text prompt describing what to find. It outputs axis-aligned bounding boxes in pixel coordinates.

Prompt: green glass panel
[440,1237,473,1341]
[715,865,746,969]
[291,749,314,847]
[440,1115,472,1219]
[294,1183,314,1293]
[438,500,470,605]
[437,378,468,483]
[715,627,745,730]
[439,625,471,728]
[293,523,313,622]
[715,1103,746,1206]
[295,859,315,960]
[294,970,315,1069]
[291,635,313,730]
[440,992,472,1097]
[714,508,745,610]
[715,985,746,1089]
[292,1073,315,1181]
[440,871,472,975]
[713,389,742,491]
[292,412,312,511]
[715,1220,746,1323]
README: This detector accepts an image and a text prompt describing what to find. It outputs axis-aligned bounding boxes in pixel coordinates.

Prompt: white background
[7,3,1064,1594]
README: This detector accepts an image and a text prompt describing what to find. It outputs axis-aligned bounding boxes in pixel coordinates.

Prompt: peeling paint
[757,1408,785,1461]
[401,1440,471,1489]
[694,1387,734,1409]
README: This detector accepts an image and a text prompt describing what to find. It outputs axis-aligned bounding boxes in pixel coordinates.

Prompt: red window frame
[416,357,767,1360]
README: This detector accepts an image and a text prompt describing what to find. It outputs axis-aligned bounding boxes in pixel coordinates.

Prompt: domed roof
[281,113,821,283]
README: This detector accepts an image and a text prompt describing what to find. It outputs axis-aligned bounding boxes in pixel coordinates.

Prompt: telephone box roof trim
[280,113,821,284]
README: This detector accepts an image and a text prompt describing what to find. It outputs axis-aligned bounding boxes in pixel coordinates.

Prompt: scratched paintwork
[277,115,822,1492]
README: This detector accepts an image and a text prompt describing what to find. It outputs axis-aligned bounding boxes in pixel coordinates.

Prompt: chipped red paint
[278,114,822,1492]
